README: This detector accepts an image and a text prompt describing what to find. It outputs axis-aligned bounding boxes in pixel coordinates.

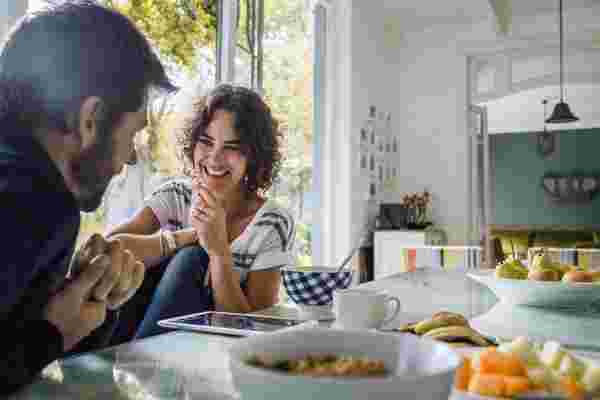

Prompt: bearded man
[0,1,175,394]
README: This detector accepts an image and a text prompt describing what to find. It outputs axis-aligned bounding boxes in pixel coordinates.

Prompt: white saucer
[296,304,335,321]
[329,321,382,331]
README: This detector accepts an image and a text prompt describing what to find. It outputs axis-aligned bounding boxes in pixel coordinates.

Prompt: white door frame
[468,104,491,267]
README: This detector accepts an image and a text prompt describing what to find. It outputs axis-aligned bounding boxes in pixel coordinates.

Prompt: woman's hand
[190,175,229,257]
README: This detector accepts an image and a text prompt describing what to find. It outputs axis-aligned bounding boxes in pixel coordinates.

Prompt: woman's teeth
[204,166,229,177]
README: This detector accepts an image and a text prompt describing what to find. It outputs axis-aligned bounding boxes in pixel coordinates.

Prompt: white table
[11,271,600,400]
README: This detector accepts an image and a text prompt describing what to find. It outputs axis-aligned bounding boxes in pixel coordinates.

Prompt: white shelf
[374,230,426,279]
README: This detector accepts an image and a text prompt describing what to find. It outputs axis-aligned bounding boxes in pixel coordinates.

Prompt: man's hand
[44,254,110,351]
[71,233,145,310]
[101,240,145,310]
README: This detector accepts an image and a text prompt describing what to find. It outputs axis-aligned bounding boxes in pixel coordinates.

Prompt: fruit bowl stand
[470,300,600,351]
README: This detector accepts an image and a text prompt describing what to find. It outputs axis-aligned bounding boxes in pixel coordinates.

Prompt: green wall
[491,129,600,225]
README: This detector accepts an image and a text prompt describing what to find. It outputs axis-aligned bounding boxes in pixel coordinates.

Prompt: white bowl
[468,270,600,307]
[228,326,461,400]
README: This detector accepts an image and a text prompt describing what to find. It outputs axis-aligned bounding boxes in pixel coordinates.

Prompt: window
[227,0,316,265]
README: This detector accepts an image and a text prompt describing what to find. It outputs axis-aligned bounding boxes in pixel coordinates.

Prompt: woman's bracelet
[162,229,177,254]
[159,229,178,257]
[159,229,166,257]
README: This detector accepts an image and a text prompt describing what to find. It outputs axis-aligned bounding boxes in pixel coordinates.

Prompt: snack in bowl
[246,353,388,377]
[228,327,461,400]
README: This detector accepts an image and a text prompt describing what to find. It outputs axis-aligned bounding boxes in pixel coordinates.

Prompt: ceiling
[379,0,600,34]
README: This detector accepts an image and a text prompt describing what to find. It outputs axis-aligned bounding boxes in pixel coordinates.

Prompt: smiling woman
[105,84,297,344]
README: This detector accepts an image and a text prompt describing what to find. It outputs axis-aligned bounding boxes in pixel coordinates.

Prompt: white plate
[468,270,600,307]
[228,326,461,400]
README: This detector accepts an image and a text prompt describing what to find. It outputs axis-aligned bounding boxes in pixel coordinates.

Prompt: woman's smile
[204,165,230,178]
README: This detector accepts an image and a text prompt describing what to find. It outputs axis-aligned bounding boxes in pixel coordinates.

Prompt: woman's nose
[207,146,225,162]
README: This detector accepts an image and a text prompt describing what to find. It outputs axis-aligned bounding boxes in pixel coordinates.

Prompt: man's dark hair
[0,0,176,136]
[179,84,283,195]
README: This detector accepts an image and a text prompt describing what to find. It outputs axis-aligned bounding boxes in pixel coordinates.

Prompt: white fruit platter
[467,270,600,307]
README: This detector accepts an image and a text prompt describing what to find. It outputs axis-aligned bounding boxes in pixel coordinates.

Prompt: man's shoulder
[0,134,54,191]
[0,147,73,218]
[0,154,42,194]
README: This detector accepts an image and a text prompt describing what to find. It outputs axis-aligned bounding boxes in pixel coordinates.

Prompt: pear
[495,259,528,279]
[531,251,555,271]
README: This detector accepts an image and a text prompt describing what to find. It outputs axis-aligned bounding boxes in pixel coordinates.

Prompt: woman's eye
[225,146,241,152]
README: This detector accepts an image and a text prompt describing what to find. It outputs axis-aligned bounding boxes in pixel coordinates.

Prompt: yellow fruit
[531,252,553,270]
[496,260,528,279]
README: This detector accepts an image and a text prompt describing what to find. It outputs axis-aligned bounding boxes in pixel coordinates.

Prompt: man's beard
[71,137,115,212]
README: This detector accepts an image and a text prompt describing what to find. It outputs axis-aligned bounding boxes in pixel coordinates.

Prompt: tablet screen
[177,313,303,332]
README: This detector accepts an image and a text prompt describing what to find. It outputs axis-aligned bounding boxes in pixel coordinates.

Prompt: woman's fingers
[196,184,218,208]
[192,207,212,221]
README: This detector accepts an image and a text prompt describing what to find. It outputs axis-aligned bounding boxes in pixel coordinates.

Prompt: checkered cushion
[281,270,353,306]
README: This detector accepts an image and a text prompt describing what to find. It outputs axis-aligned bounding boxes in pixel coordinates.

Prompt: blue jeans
[134,246,214,339]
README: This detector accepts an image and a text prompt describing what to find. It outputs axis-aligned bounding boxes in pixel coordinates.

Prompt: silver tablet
[158,311,308,336]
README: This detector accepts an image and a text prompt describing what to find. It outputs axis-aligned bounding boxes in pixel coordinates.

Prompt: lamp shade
[545,101,579,123]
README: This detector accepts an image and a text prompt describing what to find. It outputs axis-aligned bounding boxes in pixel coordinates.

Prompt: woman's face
[193,109,248,199]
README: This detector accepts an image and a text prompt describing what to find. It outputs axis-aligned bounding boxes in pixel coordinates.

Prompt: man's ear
[77,96,103,151]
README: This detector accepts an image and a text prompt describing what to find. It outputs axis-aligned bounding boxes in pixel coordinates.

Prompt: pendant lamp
[546,0,579,123]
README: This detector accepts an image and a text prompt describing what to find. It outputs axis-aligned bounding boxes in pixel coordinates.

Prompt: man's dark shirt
[0,111,118,394]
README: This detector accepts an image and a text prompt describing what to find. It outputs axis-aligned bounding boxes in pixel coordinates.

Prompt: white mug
[333,288,401,330]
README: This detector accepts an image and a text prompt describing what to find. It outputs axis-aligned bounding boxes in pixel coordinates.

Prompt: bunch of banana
[398,312,494,348]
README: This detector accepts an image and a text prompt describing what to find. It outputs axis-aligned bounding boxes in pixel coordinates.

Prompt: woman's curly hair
[178,83,282,195]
